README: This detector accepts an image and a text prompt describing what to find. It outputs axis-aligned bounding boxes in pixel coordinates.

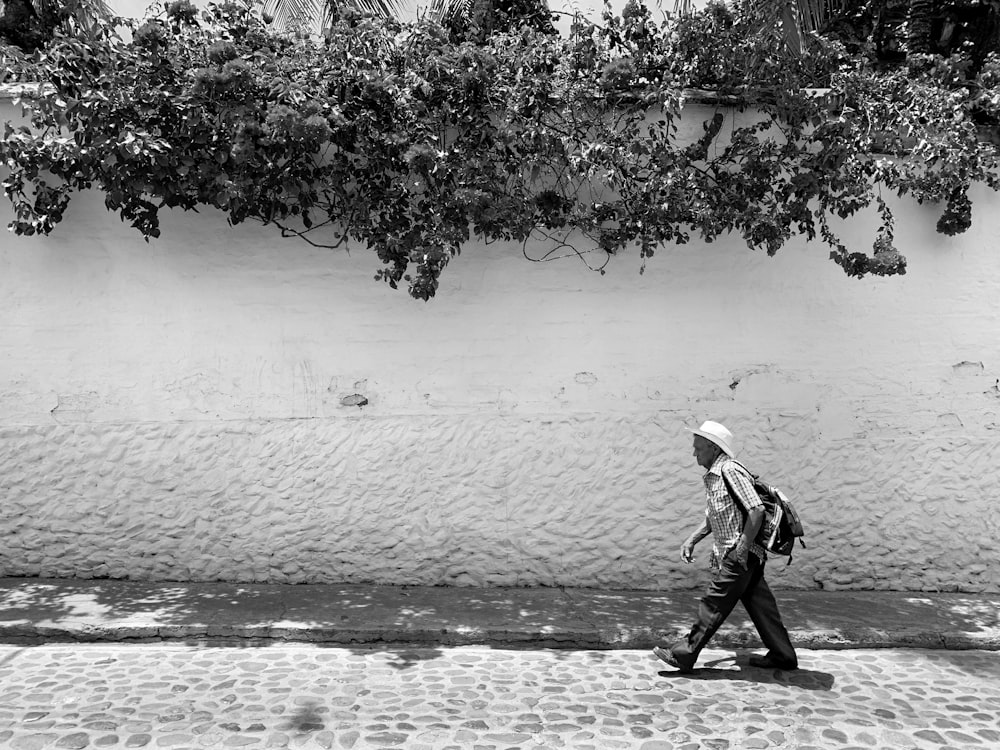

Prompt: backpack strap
[720,459,759,515]
[721,461,773,558]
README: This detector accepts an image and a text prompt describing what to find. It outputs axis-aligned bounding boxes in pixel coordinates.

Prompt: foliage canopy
[3,0,1000,298]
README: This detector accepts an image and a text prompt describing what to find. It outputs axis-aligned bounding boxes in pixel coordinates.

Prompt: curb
[2,579,998,650]
[1,623,997,651]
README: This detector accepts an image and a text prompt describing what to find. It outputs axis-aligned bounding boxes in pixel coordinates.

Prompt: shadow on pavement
[907,647,1000,680]
[781,590,1000,642]
[0,578,692,653]
[277,699,327,734]
[378,648,446,669]
[657,664,835,691]
[2,578,999,657]
[170,640,449,668]
[653,652,836,691]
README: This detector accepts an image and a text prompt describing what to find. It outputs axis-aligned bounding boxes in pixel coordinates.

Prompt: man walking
[654,420,798,673]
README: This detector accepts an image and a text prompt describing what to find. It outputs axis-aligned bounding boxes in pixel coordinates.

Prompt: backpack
[722,461,805,565]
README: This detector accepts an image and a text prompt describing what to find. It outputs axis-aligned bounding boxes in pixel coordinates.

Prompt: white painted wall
[1,96,998,591]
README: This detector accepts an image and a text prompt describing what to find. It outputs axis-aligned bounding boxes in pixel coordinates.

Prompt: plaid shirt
[704,453,767,568]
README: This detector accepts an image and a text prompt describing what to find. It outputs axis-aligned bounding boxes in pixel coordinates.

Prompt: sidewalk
[1,577,998,650]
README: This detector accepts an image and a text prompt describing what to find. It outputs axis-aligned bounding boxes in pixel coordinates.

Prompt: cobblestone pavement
[0,643,997,750]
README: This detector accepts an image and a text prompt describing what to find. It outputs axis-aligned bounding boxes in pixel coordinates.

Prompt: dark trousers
[670,550,796,668]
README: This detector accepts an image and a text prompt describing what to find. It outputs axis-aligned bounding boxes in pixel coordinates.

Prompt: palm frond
[796,0,855,33]
[66,0,114,37]
[261,0,326,31]
[780,0,801,56]
[348,0,405,20]
[29,0,114,36]
[745,0,803,57]
[426,0,472,24]
[672,0,696,16]
[261,0,403,30]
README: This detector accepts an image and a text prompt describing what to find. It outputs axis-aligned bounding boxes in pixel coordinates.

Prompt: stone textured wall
[1,99,998,592]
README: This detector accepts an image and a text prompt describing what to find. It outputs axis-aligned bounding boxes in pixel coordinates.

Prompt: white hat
[687,420,735,457]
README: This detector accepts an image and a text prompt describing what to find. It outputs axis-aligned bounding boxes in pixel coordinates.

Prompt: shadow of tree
[0,577,997,682]
[379,648,445,669]
[277,699,327,734]
[0,578,691,654]
[0,577,256,627]
[777,590,1000,640]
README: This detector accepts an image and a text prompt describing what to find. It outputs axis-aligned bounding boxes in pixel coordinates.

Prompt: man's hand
[680,518,710,565]
[680,538,696,564]
[732,538,749,569]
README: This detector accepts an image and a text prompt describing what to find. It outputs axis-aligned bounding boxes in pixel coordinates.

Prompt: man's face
[692,435,719,469]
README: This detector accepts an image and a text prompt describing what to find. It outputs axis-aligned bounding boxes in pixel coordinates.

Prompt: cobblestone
[0,645,997,749]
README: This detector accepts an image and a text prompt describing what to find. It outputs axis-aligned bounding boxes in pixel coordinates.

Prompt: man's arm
[680,513,712,564]
[733,506,764,567]
[724,464,765,568]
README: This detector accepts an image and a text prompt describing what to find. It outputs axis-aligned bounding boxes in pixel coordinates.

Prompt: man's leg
[740,563,797,667]
[668,553,757,668]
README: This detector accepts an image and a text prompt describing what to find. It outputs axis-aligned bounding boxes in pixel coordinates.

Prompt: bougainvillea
[3,0,1000,298]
